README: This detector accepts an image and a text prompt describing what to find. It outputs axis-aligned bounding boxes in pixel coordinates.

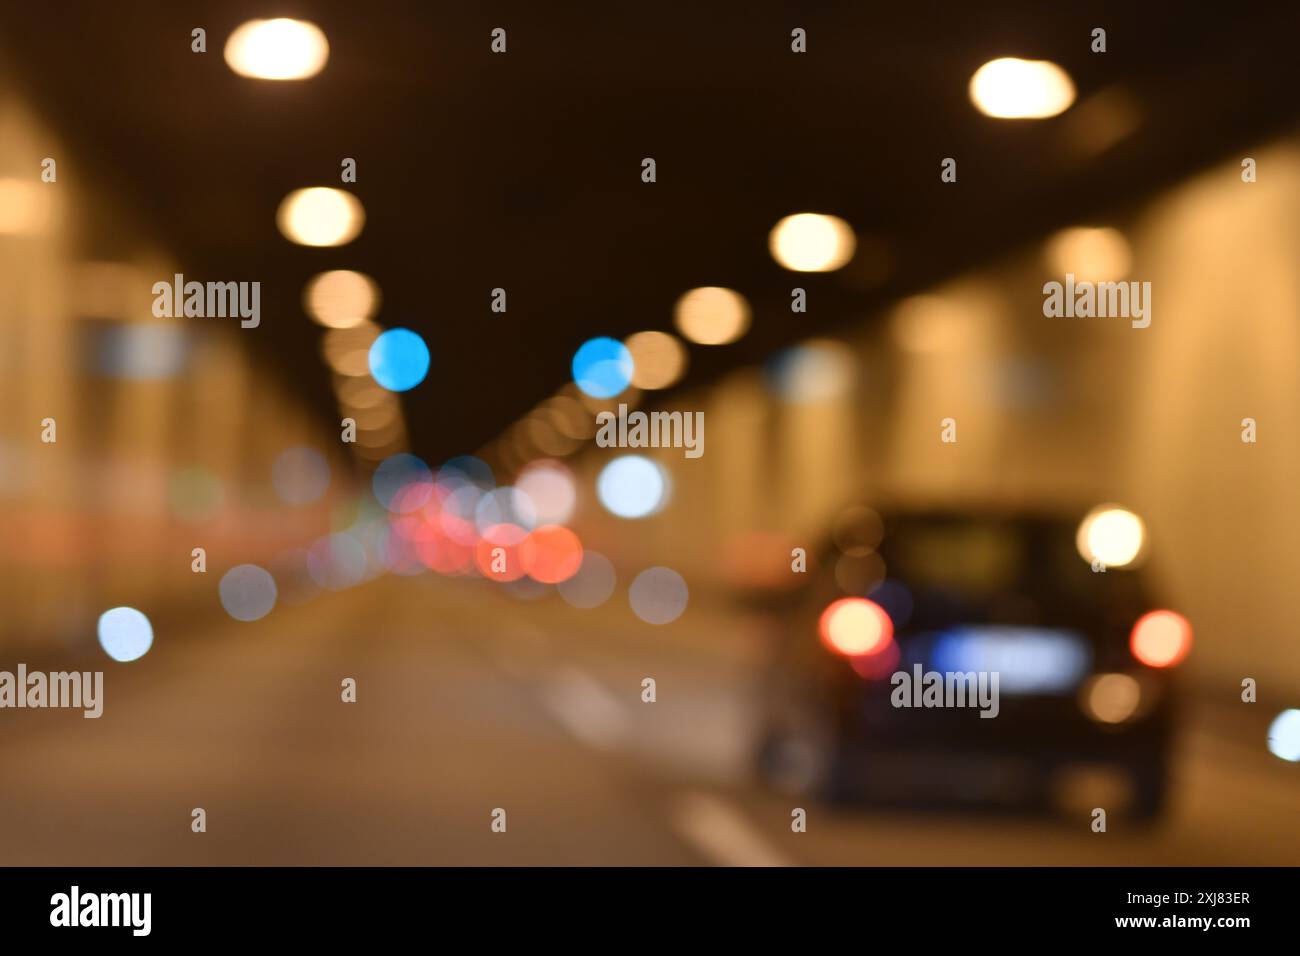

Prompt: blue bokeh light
[369,328,430,392]
[571,337,634,399]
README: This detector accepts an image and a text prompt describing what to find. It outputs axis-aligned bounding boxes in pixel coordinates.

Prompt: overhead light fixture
[969,57,1075,119]
[224,18,329,81]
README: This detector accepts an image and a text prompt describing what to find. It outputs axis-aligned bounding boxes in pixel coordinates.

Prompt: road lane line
[668,791,794,867]
[538,666,628,751]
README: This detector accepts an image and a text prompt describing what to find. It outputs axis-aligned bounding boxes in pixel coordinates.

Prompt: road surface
[1,573,1295,865]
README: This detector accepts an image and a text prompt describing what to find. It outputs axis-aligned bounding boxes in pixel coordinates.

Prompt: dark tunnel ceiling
[4,1,1299,463]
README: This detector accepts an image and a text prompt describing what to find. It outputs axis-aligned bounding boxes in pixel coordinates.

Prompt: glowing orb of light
[368,328,430,392]
[596,455,668,519]
[1267,709,1300,762]
[219,564,278,622]
[97,607,154,662]
[224,18,329,81]
[276,187,363,246]
[572,337,634,399]
[629,566,689,625]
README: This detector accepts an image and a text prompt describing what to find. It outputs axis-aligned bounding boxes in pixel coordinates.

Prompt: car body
[755,505,1186,819]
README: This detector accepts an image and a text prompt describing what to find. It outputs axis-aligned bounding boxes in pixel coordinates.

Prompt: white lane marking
[668,791,795,867]
[538,666,628,751]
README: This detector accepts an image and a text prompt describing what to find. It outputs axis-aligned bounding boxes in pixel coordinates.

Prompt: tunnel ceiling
[3,1,1299,463]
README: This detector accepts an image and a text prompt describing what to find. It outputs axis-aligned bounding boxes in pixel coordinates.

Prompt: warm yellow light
[890,295,969,354]
[0,178,50,235]
[673,287,751,345]
[624,330,688,389]
[542,394,595,440]
[768,213,856,272]
[334,375,387,409]
[304,270,380,328]
[1076,505,1146,568]
[224,19,329,80]
[1046,226,1131,281]
[277,188,364,247]
[1081,673,1142,724]
[969,57,1075,119]
[320,323,380,376]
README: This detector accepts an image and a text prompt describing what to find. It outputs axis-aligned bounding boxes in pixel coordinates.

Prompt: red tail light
[1130,610,1192,668]
[819,597,893,658]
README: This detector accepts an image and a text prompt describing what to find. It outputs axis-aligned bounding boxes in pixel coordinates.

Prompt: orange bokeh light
[819,597,893,657]
[1130,610,1192,668]
[474,524,528,581]
[519,525,584,584]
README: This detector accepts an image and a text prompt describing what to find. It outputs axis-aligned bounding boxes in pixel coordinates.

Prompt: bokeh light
[520,525,584,584]
[304,270,380,328]
[765,339,855,403]
[628,566,689,625]
[321,323,381,376]
[1046,226,1132,281]
[1267,709,1300,762]
[835,552,886,595]
[572,337,634,399]
[276,187,364,247]
[306,533,368,590]
[224,18,329,80]
[0,177,51,235]
[272,447,331,506]
[438,482,485,545]
[969,57,1076,119]
[1130,610,1192,668]
[475,524,529,581]
[516,460,577,524]
[832,505,884,556]
[1077,505,1146,568]
[218,564,278,622]
[768,214,856,272]
[97,606,154,662]
[475,487,538,533]
[624,330,688,389]
[440,455,495,490]
[557,551,617,609]
[890,295,971,355]
[596,454,668,519]
[1081,673,1143,724]
[673,287,751,345]
[369,328,430,392]
[372,453,433,513]
[818,597,893,657]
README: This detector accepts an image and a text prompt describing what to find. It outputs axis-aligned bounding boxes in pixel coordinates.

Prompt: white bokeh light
[219,564,278,622]
[97,606,154,662]
[596,455,668,519]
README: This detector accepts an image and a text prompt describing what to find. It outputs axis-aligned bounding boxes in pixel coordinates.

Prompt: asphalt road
[1,574,1296,865]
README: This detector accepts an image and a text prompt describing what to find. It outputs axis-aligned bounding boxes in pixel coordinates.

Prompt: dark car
[755,505,1190,819]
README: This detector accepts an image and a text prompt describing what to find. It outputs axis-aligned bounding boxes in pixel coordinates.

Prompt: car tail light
[1130,610,1192,668]
[819,597,893,658]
